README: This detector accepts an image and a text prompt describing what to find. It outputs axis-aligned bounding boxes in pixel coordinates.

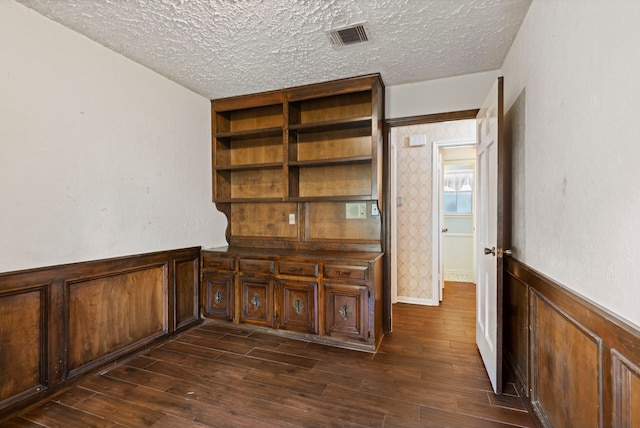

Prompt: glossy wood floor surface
[3,282,537,427]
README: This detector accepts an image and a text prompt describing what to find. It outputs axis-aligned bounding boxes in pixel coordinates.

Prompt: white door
[476,77,506,394]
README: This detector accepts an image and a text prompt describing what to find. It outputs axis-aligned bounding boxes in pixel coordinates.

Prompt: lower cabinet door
[240,276,274,327]
[278,280,318,334]
[323,282,369,343]
[203,273,234,321]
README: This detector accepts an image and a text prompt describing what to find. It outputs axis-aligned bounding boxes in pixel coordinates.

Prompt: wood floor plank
[2,281,537,427]
[21,402,116,428]
[73,394,166,426]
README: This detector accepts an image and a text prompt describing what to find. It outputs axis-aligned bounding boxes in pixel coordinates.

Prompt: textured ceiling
[16,0,531,99]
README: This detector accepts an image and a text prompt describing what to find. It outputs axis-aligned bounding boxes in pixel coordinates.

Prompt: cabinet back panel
[307,201,381,241]
[299,164,371,197]
[296,91,371,124]
[231,203,298,238]
[217,136,283,166]
[217,104,282,132]
[230,169,283,199]
[294,128,371,161]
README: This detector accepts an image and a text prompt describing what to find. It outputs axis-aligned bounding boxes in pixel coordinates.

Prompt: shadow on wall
[505,88,526,260]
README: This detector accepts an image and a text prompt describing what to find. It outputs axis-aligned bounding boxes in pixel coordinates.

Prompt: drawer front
[323,264,369,282]
[202,254,235,272]
[278,261,319,278]
[239,258,275,275]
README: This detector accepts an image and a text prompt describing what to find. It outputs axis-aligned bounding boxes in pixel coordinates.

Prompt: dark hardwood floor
[2,282,536,427]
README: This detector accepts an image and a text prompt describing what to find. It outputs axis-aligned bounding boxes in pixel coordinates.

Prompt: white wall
[501,0,640,327]
[0,1,228,273]
[386,70,501,119]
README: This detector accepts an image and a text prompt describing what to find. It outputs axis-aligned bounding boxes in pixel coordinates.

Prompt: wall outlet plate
[289,213,296,224]
[346,202,367,219]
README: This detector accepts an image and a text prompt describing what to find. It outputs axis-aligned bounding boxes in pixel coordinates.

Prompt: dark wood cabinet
[202,273,234,321]
[239,276,275,327]
[278,279,318,334]
[201,248,383,352]
[203,75,385,352]
[324,282,369,342]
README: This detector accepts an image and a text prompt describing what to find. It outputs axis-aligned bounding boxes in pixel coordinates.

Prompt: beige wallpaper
[393,120,476,302]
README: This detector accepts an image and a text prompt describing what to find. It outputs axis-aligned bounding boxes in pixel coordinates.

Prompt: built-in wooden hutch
[202,74,385,351]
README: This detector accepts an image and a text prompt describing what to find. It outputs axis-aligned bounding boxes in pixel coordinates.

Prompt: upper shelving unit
[211,75,383,203]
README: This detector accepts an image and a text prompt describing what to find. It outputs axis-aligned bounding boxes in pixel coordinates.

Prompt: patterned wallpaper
[393,120,476,302]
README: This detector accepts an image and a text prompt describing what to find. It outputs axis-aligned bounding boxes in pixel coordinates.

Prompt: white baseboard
[396,296,438,306]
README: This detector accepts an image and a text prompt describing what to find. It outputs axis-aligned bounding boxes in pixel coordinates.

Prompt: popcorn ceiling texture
[16,0,531,99]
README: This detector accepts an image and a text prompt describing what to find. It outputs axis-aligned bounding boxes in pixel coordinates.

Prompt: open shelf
[288,117,371,133]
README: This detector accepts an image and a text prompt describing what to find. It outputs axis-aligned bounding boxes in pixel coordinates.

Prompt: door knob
[442,228,448,233]
[484,247,496,256]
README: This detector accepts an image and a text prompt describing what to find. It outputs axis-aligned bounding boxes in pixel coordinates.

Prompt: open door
[476,76,510,394]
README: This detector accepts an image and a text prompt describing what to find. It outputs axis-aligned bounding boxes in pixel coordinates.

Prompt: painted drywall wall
[0,1,228,273]
[501,0,640,327]
[386,70,500,119]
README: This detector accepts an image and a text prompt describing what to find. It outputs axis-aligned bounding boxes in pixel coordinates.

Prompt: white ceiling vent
[326,23,370,47]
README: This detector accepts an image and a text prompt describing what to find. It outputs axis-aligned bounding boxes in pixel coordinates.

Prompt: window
[443,169,473,214]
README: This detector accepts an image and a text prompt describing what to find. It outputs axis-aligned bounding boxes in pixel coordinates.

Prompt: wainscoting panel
[0,247,200,419]
[174,257,199,329]
[503,271,528,396]
[67,265,167,377]
[612,349,640,427]
[530,290,602,427]
[0,287,46,405]
[504,257,640,428]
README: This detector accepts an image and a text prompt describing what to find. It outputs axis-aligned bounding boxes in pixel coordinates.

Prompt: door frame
[431,138,477,305]
[384,110,478,332]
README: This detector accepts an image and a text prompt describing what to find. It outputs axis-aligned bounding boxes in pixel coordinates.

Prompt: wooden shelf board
[288,156,371,167]
[216,126,283,139]
[289,117,371,133]
[215,162,283,171]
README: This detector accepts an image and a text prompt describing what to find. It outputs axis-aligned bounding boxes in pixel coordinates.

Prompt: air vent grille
[327,23,370,47]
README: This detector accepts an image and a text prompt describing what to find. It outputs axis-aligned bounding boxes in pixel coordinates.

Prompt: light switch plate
[346,202,367,219]
[289,213,296,224]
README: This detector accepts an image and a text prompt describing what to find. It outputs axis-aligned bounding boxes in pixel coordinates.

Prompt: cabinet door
[202,273,234,321]
[240,276,274,327]
[278,280,318,334]
[323,282,369,343]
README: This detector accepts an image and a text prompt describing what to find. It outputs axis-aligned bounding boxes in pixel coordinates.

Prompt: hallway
[4,282,535,427]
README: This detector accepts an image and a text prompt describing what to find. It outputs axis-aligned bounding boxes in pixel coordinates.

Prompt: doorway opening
[387,116,476,307]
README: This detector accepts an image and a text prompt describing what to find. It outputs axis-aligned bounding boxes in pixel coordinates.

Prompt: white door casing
[431,139,476,305]
[476,77,504,394]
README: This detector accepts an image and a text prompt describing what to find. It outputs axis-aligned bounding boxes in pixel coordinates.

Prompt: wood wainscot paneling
[0,247,201,420]
[504,257,640,428]
[0,287,47,407]
[66,265,167,378]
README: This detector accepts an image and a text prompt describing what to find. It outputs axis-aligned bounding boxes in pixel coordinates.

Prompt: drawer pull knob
[246,264,260,269]
[339,303,352,320]
[288,267,303,273]
[209,262,222,267]
[214,289,224,305]
[293,298,304,315]
[336,271,351,276]
[251,294,261,310]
